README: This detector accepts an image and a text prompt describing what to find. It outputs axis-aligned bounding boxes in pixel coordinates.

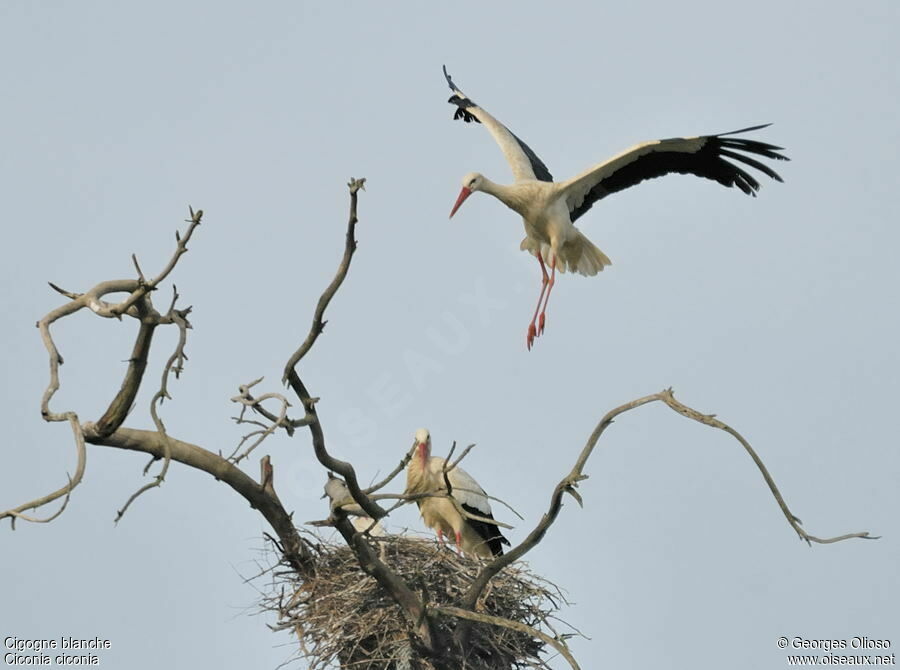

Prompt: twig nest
[265,534,568,669]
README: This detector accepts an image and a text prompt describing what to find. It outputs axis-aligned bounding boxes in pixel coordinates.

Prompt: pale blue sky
[2,2,898,669]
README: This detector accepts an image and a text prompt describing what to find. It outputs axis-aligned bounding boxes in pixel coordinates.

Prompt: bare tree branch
[3,476,73,525]
[282,178,365,381]
[38,209,201,425]
[1,415,85,529]
[272,178,447,655]
[47,282,81,300]
[115,297,192,522]
[13,184,446,658]
[310,488,516,532]
[462,388,876,609]
[82,424,314,572]
[656,388,877,545]
[363,445,415,494]
[229,385,295,463]
[12,208,203,527]
[11,169,875,670]
[445,442,476,479]
[435,442,521,527]
[94,319,157,437]
[281,178,386,522]
[108,207,203,319]
[230,377,306,436]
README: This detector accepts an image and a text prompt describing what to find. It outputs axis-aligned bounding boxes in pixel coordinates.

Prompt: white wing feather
[428,457,492,516]
[561,137,706,213]
[446,78,540,183]
[467,106,540,183]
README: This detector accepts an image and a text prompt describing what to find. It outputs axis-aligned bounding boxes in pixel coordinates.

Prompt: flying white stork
[443,65,790,350]
[405,428,510,558]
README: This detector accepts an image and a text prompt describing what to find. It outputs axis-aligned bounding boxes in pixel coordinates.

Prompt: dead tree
[2,180,875,670]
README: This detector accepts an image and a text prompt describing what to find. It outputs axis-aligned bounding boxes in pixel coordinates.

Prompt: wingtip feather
[442,64,453,89]
[717,123,772,137]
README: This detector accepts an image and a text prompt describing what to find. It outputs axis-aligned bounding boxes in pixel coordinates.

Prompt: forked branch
[108,207,203,318]
[9,211,204,527]
[228,386,293,464]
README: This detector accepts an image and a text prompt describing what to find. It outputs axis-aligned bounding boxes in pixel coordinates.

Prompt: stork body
[443,65,789,349]
[351,516,386,536]
[406,428,509,558]
[323,473,386,536]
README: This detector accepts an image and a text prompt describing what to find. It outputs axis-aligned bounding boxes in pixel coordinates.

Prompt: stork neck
[479,177,527,214]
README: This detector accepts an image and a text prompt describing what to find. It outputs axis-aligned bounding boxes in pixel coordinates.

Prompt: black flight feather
[569,125,789,223]
[461,502,511,557]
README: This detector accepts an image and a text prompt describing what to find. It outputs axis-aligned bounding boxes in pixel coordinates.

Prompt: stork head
[413,428,431,470]
[449,172,484,218]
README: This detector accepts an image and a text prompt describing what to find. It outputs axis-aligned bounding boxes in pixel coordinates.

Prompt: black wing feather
[442,65,554,183]
[507,132,554,183]
[461,502,510,557]
[718,149,784,182]
[569,125,790,223]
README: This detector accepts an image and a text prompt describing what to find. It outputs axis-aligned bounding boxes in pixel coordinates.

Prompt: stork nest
[263,534,572,670]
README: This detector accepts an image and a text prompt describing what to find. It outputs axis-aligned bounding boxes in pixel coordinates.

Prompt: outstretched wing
[443,65,553,183]
[562,124,789,223]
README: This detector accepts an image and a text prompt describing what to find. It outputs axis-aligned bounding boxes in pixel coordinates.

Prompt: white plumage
[324,474,386,537]
[443,65,789,349]
[406,428,509,558]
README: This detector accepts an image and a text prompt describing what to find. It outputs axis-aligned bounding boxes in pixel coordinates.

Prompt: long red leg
[537,258,557,335]
[455,530,463,553]
[437,529,445,544]
[527,255,550,350]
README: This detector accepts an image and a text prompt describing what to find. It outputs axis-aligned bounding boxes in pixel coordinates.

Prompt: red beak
[417,442,428,470]
[449,187,472,219]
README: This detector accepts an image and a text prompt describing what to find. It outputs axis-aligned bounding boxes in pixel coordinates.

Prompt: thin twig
[115,303,192,522]
[282,178,365,381]
[363,446,415,494]
[229,388,295,463]
[657,388,877,545]
[83,424,315,573]
[309,489,516,531]
[231,377,305,436]
[109,207,203,318]
[437,442,519,526]
[1,415,86,528]
[47,282,81,300]
[448,443,476,473]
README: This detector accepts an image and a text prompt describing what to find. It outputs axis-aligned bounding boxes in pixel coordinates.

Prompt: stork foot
[538,312,546,336]
[526,323,537,350]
